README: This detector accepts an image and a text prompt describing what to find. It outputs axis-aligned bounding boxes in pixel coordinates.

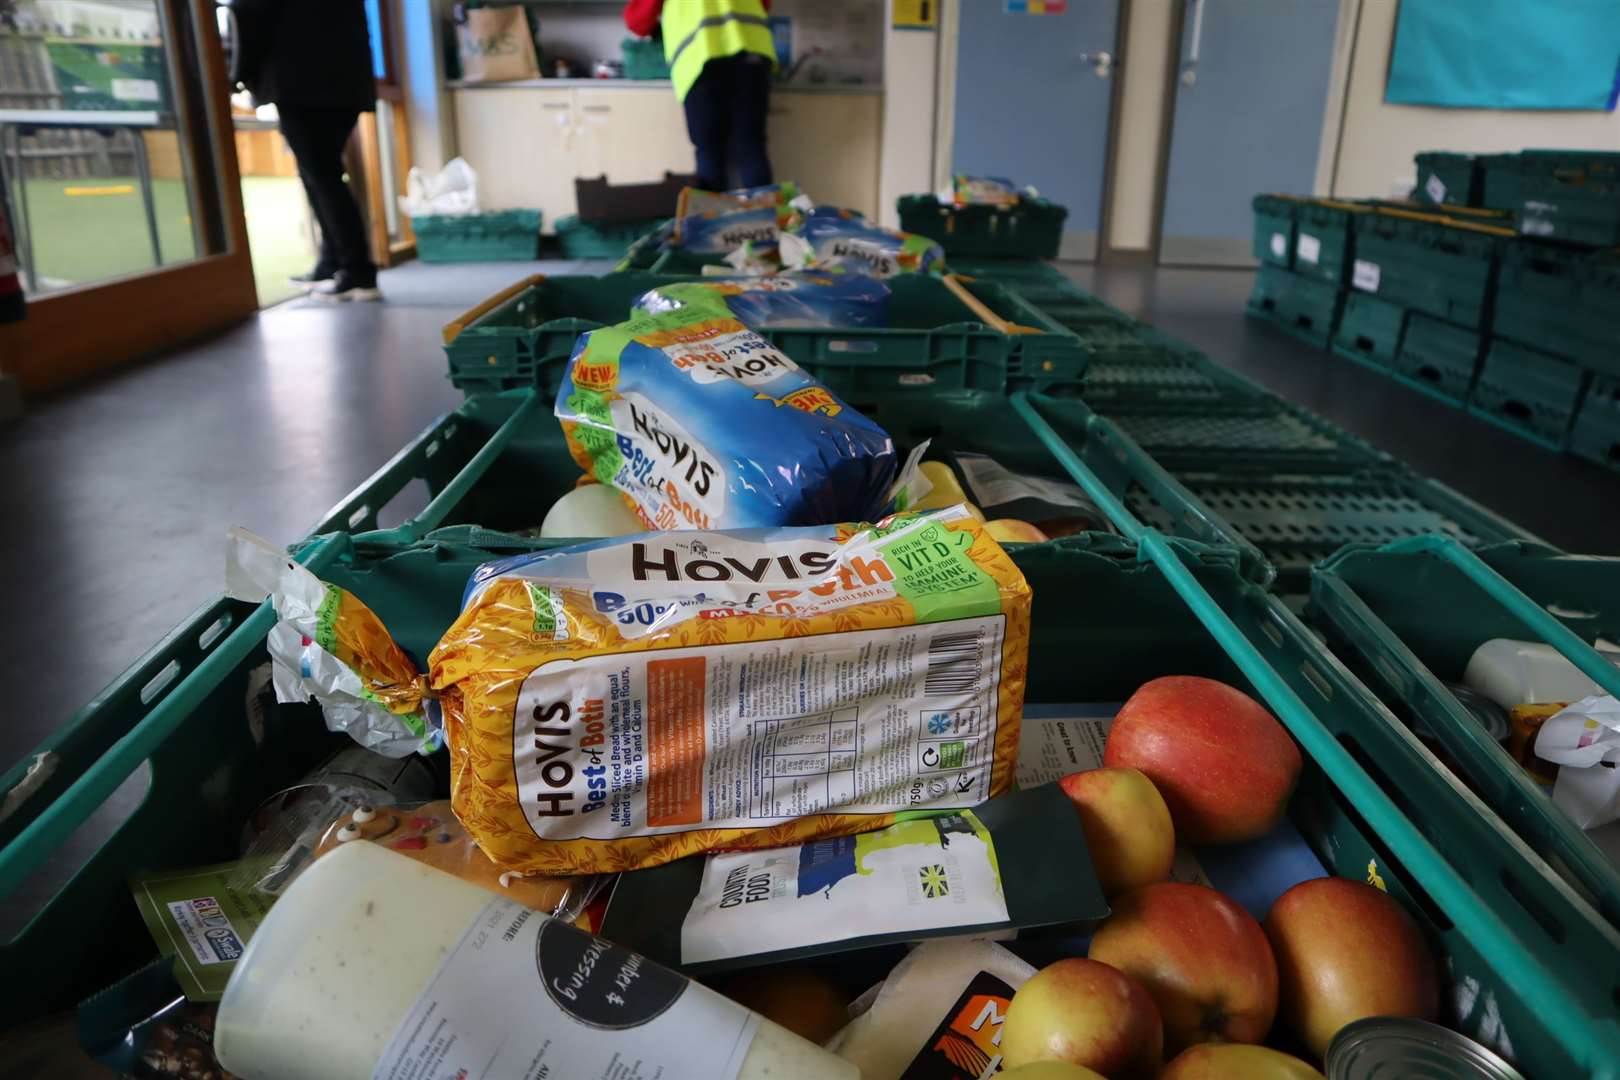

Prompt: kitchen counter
[448,78,880,94]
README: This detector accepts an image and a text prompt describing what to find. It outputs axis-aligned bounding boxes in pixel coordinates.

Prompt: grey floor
[2,258,1616,785]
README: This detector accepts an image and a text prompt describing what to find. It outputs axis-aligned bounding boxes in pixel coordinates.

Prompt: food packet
[313,798,601,916]
[555,303,899,529]
[671,182,800,253]
[78,959,239,1079]
[1537,694,1620,828]
[951,174,1022,207]
[780,206,945,277]
[632,273,891,328]
[229,508,1032,876]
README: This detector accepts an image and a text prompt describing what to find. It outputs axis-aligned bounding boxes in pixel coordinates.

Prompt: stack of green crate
[1246,199,1364,346]
[1480,150,1620,247]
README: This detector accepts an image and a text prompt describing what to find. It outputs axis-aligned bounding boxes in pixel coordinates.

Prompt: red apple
[1001,958,1163,1078]
[1104,676,1302,844]
[1265,877,1440,1057]
[1160,1044,1325,1079]
[999,1064,1109,1080]
[1058,767,1175,898]
[1088,882,1278,1053]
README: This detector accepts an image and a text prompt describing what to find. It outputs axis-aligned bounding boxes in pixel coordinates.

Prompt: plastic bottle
[1462,638,1620,709]
[214,841,855,1080]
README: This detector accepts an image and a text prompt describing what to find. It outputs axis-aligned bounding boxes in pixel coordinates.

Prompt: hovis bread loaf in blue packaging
[632,274,890,328]
[555,305,898,530]
[782,207,945,277]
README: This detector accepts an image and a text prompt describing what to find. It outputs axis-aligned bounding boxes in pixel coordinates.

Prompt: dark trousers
[277,105,375,281]
[682,54,773,192]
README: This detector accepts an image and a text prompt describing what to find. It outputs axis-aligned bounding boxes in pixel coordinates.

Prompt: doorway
[949,0,1123,261]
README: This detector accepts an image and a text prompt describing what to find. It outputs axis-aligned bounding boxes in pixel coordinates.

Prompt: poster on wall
[1387,0,1620,110]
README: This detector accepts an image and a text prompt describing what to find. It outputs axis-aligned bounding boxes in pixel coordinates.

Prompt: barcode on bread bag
[925,631,982,695]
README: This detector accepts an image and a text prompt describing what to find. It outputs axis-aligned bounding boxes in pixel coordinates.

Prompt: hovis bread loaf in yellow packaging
[228,508,1031,876]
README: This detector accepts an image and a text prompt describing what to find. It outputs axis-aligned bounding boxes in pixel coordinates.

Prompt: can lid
[1445,683,1512,743]
[1327,1017,1526,1080]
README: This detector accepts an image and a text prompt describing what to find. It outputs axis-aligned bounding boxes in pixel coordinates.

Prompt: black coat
[234,0,376,111]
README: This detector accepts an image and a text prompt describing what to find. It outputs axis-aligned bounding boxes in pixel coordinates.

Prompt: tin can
[1327,1016,1526,1080]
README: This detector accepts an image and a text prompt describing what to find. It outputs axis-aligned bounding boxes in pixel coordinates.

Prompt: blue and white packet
[631,273,891,328]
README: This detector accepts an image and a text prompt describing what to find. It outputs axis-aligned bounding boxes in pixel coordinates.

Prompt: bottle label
[373,898,758,1080]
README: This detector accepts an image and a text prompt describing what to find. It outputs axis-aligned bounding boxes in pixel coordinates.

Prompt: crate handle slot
[1501,400,1533,421]
[1354,336,1375,353]
[138,661,181,706]
[347,504,373,530]
[1417,365,1442,384]
[196,613,232,652]
[1300,660,1334,701]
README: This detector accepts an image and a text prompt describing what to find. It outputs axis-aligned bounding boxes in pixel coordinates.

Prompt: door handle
[1079,50,1113,78]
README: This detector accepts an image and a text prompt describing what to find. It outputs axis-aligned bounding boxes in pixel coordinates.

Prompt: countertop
[448,78,881,94]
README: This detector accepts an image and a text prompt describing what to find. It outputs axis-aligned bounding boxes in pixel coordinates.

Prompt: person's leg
[682,61,731,191]
[727,55,773,188]
[276,107,338,278]
[311,107,376,286]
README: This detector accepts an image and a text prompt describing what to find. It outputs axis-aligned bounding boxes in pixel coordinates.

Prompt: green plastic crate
[1012,393,1541,598]
[897,193,1068,258]
[1478,152,1524,212]
[1414,152,1481,207]
[553,215,666,260]
[1251,194,1297,267]
[1312,538,1620,932]
[622,35,670,80]
[9,527,1620,1076]
[1391,313,1482,407]
[1100,403,1387,474]
[1246,264,1341,347]
[1510,150,1620,247]
[1470,338,1590,451]
[412,210,542,262]
[1331,289,1408,369]
[1493,242,1620,380]
[1349,211,1503,328]
[942,255,1075,292]
[1570,375,1620,473]
[1290,200,1363,286]
[441,271,1086,397]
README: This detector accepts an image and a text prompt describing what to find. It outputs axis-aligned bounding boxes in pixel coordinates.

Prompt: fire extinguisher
[0,156,24,324]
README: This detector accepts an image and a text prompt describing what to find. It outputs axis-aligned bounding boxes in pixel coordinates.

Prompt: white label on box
[1270,232,1287,258]
[374,900,757,1080]
[112,77,160,102]
[1425,173,1448,203]
[680,810,1009,963]
[1015,706,1113,787]
[1296,233,1321,265]
[1352,259,1382,292]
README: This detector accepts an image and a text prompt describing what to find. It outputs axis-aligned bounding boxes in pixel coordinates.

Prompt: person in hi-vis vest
[624,0,777,192]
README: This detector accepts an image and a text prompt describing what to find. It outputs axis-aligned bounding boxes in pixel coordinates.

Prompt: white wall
[1105,0,1174,252]
[1331,0,1620,199]
[878,0,936,229]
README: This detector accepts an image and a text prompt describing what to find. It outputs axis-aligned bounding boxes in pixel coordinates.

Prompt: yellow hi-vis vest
[661,0,777,102]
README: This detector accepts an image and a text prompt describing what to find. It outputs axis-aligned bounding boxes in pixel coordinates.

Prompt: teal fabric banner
[1387,0,1620,110]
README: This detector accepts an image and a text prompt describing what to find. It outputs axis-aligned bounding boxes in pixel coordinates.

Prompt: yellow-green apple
[999,1064,1109,1080]
[1088,882,1278,1053]
[998,1064,1108,1080]
[1264,877,1440,1057]
[1057,767,1175,897]
[1160,1043,1325,1079]
[1001,958,1163,1078]
[1103,676,1301,844]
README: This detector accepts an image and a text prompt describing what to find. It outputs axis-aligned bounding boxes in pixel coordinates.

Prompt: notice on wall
[893,0,938,29]
[1005,0,1068,13]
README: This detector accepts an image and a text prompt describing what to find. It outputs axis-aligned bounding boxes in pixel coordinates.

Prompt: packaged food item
[598,784,1105,972]
[313,798,599,917]
[781,206,946,277]
[555,303,899,529]
[539,482,647,537]
[829,939,1036,1080]
[672,182,800,253]
[947,451,1113,537]
[716,968,852,1045]
[230,508,1032,877]
[223,526,439,758]
[131,860,276,1002]
[79,958,238,1079]
[952,174,1022,207]
[633,273,892,328]
[1536,695,1620,829]
[1463,637,1620,709]
[213,839,858,1080]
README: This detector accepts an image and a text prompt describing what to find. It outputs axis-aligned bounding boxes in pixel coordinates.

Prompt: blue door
[952,1,1121,260]
[1158,0,1342,265]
